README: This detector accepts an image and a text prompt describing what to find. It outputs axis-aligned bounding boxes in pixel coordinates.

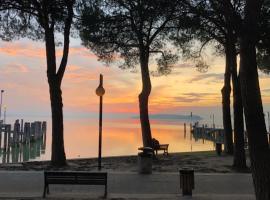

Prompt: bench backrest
[44,171,107,185]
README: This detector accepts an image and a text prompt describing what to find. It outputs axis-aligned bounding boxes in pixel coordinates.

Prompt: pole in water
[267,112,270,133]
[184,123,186,139]
[3,106,6,124]
[190,112,193,131]
[96,74,105,171]
[213,114,215,129]
[0,90,4,120]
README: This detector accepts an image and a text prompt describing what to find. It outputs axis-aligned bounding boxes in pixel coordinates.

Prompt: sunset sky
[1,37,270,159]
[1,38,270,123]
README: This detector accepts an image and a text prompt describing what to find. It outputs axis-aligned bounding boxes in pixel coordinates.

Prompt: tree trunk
[139,47,152,147]
[49,81,66,166]
[228,41,246,169]
[232,74,247,169]
[45,28,66,166]
[240,0,270,198]
[222,48,233,155]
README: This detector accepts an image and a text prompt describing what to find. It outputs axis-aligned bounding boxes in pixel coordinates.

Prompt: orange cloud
[0,41,97,60]
[69,47,98,59]
[64,65,100,83]
[0,42,45,58]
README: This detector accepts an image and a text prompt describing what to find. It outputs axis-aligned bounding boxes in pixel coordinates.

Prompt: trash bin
[138,147,153,174]
[216,143,222,156]
[179,168,194,196]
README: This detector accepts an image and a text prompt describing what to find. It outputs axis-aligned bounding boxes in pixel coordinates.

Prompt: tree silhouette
[173,0,246,166]
[201,0,247,168]
[78,0,180,147]
[0,0,76,166]
[257,0,270,74]
[239,0,270,198]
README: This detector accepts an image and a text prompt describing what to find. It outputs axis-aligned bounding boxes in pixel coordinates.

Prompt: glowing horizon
[1,39,270,118]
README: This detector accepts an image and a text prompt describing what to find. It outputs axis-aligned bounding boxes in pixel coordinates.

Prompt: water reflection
[1,118,217,163]
[0,139,46,163]
[0,135,46,163]
[0,120,47,164]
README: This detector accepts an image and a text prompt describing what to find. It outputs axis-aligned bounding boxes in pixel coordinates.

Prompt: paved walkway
[0,171,255,199]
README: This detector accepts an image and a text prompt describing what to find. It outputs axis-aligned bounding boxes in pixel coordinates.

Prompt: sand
[0,151,251,173]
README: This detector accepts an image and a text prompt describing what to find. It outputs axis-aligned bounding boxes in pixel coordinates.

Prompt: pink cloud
[64,65,97,83]
[67,65,81,71]
[0,63,29,74]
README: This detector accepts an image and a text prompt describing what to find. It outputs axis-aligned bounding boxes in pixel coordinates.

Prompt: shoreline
[0,150,251,173]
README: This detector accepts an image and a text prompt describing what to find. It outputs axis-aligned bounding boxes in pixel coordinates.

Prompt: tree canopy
[257,0,270,74]
[78,0,183,75]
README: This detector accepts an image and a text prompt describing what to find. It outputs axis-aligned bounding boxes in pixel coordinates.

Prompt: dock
[0,120,46,163]
[191,123,225,144]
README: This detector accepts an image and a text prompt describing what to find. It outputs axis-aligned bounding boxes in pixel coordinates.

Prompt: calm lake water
[0,116,217,163]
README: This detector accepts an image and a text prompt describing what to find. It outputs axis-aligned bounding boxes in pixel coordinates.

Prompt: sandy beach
[0,151,251,173]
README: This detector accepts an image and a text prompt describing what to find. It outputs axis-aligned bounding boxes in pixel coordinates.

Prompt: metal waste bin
[138,147,153,174]
[179,168,194,196]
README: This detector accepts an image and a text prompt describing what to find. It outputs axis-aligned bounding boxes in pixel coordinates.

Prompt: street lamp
[96,74,105,171]
[0,90,4,121]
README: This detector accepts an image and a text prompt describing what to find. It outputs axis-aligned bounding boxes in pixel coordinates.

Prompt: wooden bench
[43,171,107,198]
[153,144,169,155]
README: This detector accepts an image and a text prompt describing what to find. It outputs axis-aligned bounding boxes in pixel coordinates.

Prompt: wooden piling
[42,121,47,134]
[20,119,24,143]
[0,123,2,149]
[4,125,11,152]
[13,120,20,145]
[30,122,35,141]
[24,122,31,143]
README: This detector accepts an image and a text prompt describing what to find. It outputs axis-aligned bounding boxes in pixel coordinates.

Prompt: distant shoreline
[132,114,203,121]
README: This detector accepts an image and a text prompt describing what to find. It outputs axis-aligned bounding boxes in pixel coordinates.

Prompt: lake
[0,116,217,163]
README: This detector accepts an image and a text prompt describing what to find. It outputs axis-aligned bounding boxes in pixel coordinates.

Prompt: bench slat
[46,180,106,184]
[43,171,107,198]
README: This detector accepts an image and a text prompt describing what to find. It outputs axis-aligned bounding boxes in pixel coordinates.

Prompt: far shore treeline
[0,0,270,198]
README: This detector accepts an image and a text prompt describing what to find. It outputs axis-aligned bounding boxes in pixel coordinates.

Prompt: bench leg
[43,185,47,198]
[47,185,50,194]
[104,184,107,198]
[163,149,169,155]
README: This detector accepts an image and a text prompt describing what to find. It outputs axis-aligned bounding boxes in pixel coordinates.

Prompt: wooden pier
[191,123,225,144]
[0,119,46,163]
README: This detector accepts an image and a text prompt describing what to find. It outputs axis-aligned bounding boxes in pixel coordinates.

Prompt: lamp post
[0,90,4,121]
[96,74,105,171]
